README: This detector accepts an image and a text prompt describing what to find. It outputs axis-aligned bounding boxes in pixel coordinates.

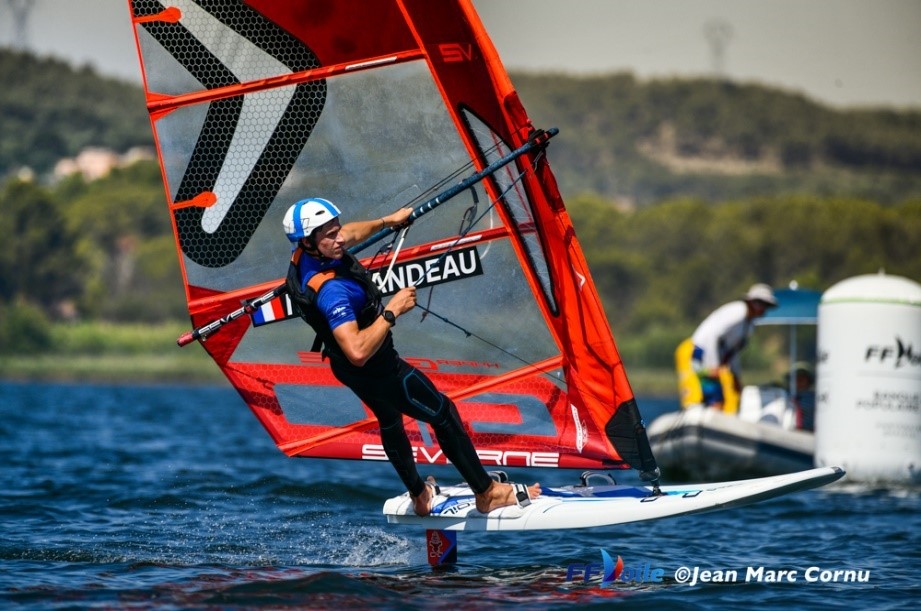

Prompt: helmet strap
[300,235,319,254]
[300,236,336,265]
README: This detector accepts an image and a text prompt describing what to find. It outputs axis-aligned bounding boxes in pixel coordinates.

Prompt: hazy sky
[3,0,920,109]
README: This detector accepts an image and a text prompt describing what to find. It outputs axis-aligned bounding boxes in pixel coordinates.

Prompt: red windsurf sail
[128,0,659,477]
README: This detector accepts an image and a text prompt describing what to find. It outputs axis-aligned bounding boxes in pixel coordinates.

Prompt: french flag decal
[250,294,297,327]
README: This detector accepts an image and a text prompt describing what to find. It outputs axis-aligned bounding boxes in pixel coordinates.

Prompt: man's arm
[330,286,417,367]
[339,207,413,248]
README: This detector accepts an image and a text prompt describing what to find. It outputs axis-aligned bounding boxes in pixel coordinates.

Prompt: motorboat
[649,286,821,481]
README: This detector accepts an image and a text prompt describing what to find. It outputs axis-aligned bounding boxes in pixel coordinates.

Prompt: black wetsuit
[287,247,493,497]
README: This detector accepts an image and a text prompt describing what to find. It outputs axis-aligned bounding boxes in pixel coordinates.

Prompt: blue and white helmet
[283,197,341,242]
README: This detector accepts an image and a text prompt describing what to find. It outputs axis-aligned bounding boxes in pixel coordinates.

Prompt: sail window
[462,110,559,315]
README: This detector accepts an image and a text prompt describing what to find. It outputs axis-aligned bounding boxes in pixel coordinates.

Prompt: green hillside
[512,72,921,205]
[3,49,921,204]
[0,50,150,177]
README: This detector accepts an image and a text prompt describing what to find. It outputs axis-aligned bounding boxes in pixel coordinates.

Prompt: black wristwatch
[382,310,396,326]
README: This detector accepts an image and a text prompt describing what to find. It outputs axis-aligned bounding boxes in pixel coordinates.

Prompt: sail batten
[145,51,428,116]
[129,0,657,475]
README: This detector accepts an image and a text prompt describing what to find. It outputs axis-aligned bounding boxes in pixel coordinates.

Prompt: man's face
[749,300,770,318]
[311,218,345,259]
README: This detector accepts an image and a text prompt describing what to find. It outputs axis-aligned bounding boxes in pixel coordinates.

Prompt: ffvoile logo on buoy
[864,336,921,369]
[565,550,666,585]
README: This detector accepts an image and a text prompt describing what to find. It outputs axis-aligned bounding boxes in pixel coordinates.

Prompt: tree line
[3,165,918,362]
[0,164,185,352]
[3,50,921,363]
[567,193,921,367]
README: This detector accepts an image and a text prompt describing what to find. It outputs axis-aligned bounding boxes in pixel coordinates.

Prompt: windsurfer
[675,284,778,411]
[282,198,540,515]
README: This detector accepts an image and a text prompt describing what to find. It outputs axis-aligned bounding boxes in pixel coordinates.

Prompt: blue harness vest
[285,247,383,362]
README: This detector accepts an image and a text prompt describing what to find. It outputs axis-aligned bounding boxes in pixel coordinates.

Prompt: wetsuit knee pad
[401,369,446,420]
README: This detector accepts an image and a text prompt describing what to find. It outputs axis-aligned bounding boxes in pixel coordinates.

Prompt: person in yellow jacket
[676,284,778,412]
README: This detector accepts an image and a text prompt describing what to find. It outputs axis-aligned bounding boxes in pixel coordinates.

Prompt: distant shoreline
[1,321,679,396]
[0,353,227,386]
[0,356,678,397]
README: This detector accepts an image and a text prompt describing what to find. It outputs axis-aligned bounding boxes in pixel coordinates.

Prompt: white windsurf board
[382,466,845,531]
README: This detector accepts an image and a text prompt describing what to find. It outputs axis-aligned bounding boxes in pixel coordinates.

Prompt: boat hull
[648,405,814,481]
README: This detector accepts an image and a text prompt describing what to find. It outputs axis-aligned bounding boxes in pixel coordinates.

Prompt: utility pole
[704,18,733,80]
[3,0,37,50]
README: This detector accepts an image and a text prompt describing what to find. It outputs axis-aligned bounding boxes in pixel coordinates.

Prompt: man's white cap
[744,283,778,307]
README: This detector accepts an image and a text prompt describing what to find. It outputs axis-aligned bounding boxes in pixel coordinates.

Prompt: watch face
[384,310,396,325]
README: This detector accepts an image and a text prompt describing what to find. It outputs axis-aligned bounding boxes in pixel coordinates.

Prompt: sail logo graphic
[570,404,588,452]
[865,336,921,369]
[566,550,665,585]
[439,43,474,62]
[362,444,560,467]
[571,265,587,290]
[372,246,484,296]
[136,1,326,268]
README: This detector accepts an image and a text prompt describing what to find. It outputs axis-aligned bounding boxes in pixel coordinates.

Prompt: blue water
[1,381,917,609]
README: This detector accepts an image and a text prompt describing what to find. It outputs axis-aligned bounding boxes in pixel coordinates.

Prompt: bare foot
[475,481,541,513]
[411,478,438,516]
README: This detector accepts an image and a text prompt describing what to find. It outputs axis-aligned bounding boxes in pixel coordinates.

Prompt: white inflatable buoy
[814,272,921,483]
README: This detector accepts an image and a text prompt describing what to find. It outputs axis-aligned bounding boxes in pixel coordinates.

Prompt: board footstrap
[513,483,532,507]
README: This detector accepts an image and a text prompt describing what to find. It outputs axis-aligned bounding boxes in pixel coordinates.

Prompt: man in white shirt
[676,284,778,410]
